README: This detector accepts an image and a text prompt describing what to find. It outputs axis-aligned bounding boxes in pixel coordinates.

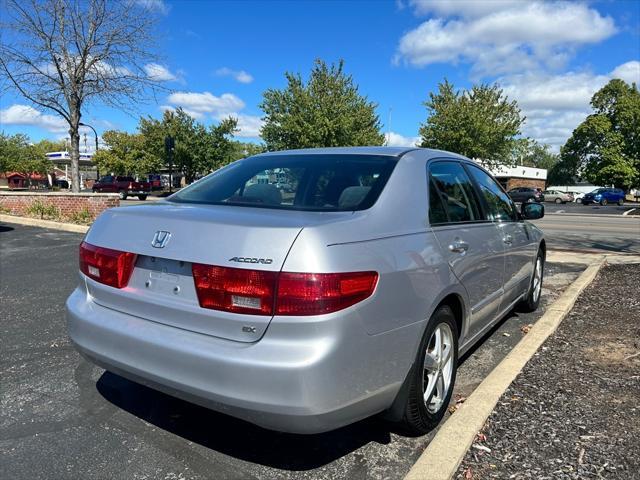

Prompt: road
[0,222,585,480]
[542,201,636,215]
[532,214,640,253]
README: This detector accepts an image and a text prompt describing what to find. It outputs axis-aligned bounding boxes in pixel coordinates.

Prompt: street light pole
[79,122,100,181]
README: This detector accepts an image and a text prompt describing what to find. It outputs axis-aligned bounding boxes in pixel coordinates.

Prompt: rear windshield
[168,154,398,211]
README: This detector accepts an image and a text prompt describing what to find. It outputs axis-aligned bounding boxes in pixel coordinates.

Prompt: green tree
[93,131,161,176]
[419,80,525,167]
[511,139,559,171]
[0,132,50,186]
[561,79,639,189]
[228,141,266,162]
[260,59,384,150]
[139,108,237,182]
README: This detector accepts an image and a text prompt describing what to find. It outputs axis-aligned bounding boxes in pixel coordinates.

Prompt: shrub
[67,207,93,225]
[25,199,60,220]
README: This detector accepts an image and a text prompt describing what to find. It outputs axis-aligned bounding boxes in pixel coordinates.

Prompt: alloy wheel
[422,323,454,413]
[533,256,543,303]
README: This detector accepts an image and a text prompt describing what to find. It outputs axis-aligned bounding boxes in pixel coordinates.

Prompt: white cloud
[410,0,524,18]
[144,63,179,82]
[611,61,640,85]
[135,0,169,15]
[215,67,254,84]
[166,91,245,118]
[396,1,617,76]
[165,91,262,138]
[232,114,264,138]
[501,61,639,150]
[0,104,68,133]
[384,132,420,147]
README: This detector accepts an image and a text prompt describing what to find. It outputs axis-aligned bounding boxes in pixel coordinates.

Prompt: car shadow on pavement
[96,371,399,471]
[0,224,15,233]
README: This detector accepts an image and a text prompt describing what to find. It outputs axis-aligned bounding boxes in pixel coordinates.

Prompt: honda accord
[67,147,545,434]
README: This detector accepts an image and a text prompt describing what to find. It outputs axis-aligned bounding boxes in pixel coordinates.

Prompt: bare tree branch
[0,0,166,191]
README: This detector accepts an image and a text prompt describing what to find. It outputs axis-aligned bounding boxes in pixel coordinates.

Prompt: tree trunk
[69,126,81,193]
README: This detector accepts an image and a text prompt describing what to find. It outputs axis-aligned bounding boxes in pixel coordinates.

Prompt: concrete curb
[404,259,606,480]
[0,214,89,234]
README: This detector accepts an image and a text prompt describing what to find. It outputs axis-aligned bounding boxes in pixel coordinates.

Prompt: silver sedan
[67,147,545,434]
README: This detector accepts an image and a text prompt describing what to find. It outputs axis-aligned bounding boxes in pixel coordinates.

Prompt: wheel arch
[437,293,465,339]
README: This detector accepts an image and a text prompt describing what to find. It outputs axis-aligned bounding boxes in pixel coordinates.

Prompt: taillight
[276,271,378,315]
[79,241,137,289]
[192,264,378,316]
[192,264,278,315]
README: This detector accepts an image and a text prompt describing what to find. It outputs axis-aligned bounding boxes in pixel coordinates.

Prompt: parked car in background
[542,190,574,204]
[571,191,585,202]
[581,188,625,206]
[507,187,544,203]
[67,146,546,435]
[92,175,151,200]
[148,174,163,191]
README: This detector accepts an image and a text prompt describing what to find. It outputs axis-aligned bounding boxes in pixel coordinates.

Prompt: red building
[0,172,47,190]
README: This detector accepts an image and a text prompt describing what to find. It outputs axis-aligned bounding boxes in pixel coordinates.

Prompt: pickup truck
[92,175,151,200]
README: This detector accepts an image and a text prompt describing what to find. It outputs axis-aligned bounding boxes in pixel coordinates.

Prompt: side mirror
[521,202,544,220]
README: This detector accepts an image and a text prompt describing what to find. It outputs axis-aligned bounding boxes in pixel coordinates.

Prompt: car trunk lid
[83,202,335,342]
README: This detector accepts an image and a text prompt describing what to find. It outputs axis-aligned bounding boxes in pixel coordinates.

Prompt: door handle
[449,240,469,253]
[503,234,513,245]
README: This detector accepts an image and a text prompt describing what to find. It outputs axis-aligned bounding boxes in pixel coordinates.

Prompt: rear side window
[466,164,517,222]
[169,154,397,211]
[428,161,481,223]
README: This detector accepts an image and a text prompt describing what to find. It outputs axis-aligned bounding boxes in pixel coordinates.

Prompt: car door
[465,164,536,309]
[428,160,505,340]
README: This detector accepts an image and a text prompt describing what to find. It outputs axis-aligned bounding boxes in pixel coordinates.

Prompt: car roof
[254,146,471,161]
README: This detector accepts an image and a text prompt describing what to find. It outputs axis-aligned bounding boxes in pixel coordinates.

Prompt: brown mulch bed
[456,263,640,479]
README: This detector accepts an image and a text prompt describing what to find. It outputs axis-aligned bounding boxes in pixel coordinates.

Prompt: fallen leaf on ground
[477,433,487,442]
[472,443,491,453]
[503,332,511,337]
[521,324,534,334]
[463,467,473,479]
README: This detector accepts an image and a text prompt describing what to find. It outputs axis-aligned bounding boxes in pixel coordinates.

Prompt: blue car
[581,188,625,206]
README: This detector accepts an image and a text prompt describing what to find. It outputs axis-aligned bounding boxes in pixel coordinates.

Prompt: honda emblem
[151,231,171,248]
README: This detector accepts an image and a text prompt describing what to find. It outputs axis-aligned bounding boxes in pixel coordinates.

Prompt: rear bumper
[66,287,415,433]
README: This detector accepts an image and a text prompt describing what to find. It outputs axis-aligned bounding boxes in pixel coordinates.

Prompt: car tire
[600,199,608,206]
[618,198,624,206]
[138,195,147,201]
[118,190,127,200]
[517,250,544,313]
[400,305,458,435]
[555,198,562,204]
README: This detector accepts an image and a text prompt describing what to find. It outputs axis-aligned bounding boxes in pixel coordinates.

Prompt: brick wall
[0,192,119,223]
[504,178,547,191]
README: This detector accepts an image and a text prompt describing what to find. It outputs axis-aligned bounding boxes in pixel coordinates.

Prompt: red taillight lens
[191,265,378,316]
[79,241,137,289]
[276,271,378,315]
[192,264,278,315]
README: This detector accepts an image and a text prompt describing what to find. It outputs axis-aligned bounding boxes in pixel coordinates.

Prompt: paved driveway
[0,222,585,480]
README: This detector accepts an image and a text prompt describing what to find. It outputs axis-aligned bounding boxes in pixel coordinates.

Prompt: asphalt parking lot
[542,201,636,216]
[1,222,586,480]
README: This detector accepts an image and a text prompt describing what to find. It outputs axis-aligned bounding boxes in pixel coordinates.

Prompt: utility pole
[80,122,100,180]
[165,135,175,193]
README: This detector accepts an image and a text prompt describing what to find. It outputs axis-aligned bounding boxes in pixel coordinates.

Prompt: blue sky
[1,0,639,152]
